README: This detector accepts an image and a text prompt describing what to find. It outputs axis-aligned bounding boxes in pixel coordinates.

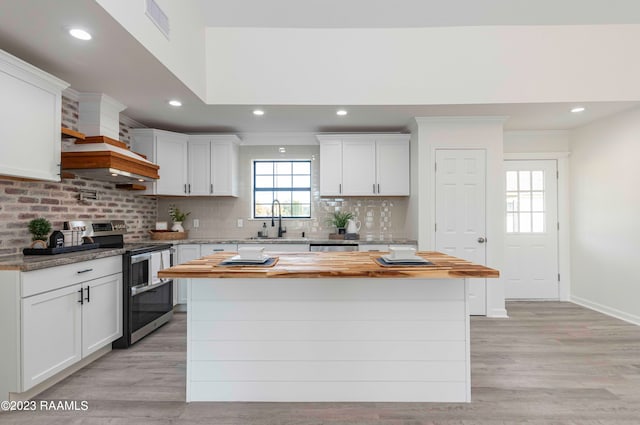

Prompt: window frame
[252,159,312,219]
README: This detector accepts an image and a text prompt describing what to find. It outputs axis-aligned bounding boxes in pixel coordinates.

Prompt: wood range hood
[61,130,159,184]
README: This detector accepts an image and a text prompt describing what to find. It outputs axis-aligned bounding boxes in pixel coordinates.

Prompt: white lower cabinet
[81,274,122,357]
[176,244,202,305]
[237,243,310,252]
[12,256,122,394]
[21,284,82,390]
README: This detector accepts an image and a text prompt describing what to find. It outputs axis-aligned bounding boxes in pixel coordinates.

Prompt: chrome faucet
[271,199,286,237]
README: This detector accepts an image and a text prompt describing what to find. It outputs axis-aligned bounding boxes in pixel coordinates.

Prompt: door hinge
[558,273,561,281]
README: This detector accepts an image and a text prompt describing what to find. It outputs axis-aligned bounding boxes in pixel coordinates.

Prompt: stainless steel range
[64,220,174,348]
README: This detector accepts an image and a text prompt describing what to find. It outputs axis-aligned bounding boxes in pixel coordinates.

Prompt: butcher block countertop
[158,251,499,279]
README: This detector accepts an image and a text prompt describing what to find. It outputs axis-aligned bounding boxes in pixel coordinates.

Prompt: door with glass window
[504,160,559,299]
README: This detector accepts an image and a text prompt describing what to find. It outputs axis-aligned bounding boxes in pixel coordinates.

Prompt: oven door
[130,280,173,344]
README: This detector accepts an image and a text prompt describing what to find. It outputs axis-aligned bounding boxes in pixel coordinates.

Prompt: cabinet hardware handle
[188,184,191,193]
[477,237,486,243]
[213,248,223,252]
[85,285,90,303]
[78,288,84,305]
[378,183,380,193]
[339,183,341,194]
[77,268,93,274]
[184,184,187,193]
[210,183,213,194]
[373,184,376,194]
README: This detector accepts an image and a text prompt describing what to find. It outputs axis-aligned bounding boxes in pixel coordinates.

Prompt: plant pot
[171,221,184,232]
[337,227,346,235]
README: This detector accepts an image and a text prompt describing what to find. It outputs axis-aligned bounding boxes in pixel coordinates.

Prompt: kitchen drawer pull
[85,285,91,303]
[210,183,213,194]
[339,183,342,194]
[77,268,93,274]
[212,248,224,252]
[78,288,84,305]
[378,183,380,193]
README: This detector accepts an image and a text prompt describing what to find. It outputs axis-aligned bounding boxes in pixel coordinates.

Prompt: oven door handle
[131,279,172,297]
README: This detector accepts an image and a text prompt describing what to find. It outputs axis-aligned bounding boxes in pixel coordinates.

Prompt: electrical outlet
[193,218,199,228]
[237,218,243,228]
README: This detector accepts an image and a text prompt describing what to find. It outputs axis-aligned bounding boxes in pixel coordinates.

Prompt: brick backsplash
[0,177,157,257]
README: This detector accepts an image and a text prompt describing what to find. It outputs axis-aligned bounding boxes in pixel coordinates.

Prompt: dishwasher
[309,243,358,252]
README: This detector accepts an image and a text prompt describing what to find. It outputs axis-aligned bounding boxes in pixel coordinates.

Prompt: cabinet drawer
[201,244,237,255]
[22,256,122,298]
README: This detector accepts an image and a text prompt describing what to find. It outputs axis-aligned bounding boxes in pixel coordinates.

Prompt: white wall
[504,131,570,153]
[205,25,640,105]
[569,107,640,325]
[96,0,207,101]
[411,117,507,318]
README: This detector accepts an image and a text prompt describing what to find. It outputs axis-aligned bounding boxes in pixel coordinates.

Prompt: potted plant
[327,211,353,234]
[28,218,51,248]
[168,204,190,232]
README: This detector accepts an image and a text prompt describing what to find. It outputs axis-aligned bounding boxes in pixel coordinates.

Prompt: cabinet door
[376,139,410,196]
[211,141,238,196]
[188,140,211,195]
[0,53,64,181]
[155,133,188,195]
[342,140,376,196]
[177,245,201,305]
[81,274,123,358]
[319,139,343,196]
[22,284,82,390]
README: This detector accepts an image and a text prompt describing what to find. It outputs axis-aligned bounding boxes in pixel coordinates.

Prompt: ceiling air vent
[145,0,170,39]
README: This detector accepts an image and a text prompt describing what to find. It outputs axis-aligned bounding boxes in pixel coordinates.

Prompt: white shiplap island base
[158,251,499,402]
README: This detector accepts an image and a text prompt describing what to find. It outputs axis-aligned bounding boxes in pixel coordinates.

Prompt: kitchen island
[158,251,499,402]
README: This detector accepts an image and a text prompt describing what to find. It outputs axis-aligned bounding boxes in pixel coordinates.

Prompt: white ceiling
[0,0,638,135]
[199,0,640,28]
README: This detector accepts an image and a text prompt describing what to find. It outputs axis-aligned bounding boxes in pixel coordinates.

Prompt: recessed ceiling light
[278,147,286,153]
[168,100,182,107]
[571,107,585,113]
[111,173,118,177]
[253,109,265,116]
[69,28,92,41]
[336,109,348,116]
[138,179,145,182]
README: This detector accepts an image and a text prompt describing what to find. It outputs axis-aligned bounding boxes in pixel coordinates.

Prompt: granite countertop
[0,248,125,272]
[158,251,500,279]
[0,238,417,272]
[145,238,417,245]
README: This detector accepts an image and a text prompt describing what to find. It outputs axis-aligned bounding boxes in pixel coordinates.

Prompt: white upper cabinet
[132,129,189,196]
[318,139,343,196]
[187,138,211,195]
[188,134,240,197]
[317,134,410,197]
[376,138,411,196]
[0,49,68,181]
[342,139,377,196]
[132,130,239,197]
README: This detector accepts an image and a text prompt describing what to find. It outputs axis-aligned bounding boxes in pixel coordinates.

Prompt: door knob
[477,237,486,243]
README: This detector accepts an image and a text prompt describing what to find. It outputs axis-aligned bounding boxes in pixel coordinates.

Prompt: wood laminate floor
[2,301,640,425]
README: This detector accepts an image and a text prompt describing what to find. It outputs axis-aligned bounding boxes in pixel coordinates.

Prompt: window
[506,170,546,233]
[253,160,311,218]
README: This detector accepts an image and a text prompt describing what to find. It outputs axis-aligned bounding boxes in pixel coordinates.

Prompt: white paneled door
[435,149,487,315]
[504,160,559,299]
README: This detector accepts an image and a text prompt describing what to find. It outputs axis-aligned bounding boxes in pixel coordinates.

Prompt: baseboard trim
[571,296,640,327]
[487,308,509,318]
